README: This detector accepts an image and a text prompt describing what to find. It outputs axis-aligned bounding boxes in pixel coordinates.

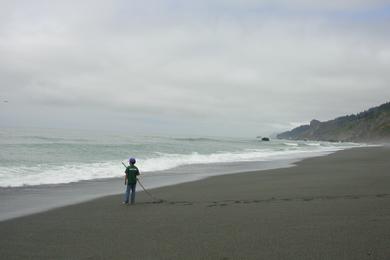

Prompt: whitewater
[0,128,364,188]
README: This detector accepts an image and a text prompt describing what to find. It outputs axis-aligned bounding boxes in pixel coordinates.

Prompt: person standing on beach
[124,158,140,205]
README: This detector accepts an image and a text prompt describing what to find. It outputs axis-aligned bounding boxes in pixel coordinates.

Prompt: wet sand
[1,147,389,259]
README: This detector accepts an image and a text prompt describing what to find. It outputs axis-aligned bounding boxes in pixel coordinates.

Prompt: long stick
[121,161,164,203]
[136,179,161,202]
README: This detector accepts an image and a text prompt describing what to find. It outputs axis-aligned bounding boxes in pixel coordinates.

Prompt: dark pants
[124,183,137,204]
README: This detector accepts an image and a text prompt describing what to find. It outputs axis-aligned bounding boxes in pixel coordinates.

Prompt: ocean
[0,127,363,188]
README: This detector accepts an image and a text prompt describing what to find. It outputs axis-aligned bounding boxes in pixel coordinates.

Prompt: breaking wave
[0,142,360,187]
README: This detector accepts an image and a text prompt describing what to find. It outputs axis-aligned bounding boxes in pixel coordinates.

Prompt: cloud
[214,0,390,11]
[1,1,390,136]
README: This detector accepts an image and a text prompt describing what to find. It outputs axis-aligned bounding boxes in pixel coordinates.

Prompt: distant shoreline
[277,101,390,142]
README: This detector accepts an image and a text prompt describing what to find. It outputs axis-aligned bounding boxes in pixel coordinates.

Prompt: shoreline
[0,158,298,222]
[1,146,389,259]
[0,148,338,222]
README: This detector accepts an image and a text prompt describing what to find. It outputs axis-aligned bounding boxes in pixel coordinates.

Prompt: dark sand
[1,147,389,259]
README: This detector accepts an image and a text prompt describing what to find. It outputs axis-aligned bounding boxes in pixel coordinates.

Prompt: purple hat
[129,157,136,164]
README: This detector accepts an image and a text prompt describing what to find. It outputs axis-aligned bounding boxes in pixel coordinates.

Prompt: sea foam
[0,141,361,187]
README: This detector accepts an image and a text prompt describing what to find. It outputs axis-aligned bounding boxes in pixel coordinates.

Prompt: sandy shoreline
[0,157,300,221]
[1,146,389,259]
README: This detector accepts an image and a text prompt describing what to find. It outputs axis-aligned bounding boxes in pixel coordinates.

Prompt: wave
[305,143,321,146]
[283,142,299,146]
[172,137,225,142]
[0,163,122,188]
[0,143,358,187]
[21,136,89,143]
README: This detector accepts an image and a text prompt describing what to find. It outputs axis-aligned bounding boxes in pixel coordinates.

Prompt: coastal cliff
[277,102,390,142]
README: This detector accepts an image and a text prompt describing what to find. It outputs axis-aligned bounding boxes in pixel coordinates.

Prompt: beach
[1,146,389,259]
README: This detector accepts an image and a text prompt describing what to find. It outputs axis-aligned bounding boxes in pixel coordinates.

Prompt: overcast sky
[1,0,390,137]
